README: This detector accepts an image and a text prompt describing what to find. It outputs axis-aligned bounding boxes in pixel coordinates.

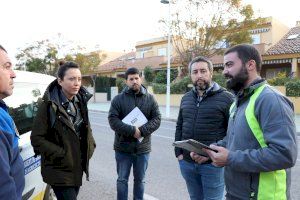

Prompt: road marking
[159,127,175,131]
[153,134,173,140]
[144,193,159,200]
[161,120,176,124]
[91,123,111,128]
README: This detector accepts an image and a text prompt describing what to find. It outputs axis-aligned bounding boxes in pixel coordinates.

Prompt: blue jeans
[115,152,150,200]
[179,160,224,200]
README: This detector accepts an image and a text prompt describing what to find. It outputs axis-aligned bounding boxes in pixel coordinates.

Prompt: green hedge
[95,76,116,92]
[153,69,178,84]
[152,83,166,94]
[286,80,300,97]
[213,71,226,88]
[116,78,126,93]
[153,76,192,94]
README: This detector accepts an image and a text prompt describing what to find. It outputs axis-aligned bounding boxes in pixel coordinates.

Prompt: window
[5,82,48,135]
[158,48,167,56]
[251,34,261,44]
[140,51,146,58]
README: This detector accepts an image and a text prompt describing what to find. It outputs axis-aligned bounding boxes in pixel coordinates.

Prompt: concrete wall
[148,86,183,106]
[153,94,183,106]
[272,86,300,114]
[95,93,108,102]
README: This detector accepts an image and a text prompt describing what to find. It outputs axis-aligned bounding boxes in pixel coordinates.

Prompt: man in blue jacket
[0,45,25,199]
[192,44,298,200]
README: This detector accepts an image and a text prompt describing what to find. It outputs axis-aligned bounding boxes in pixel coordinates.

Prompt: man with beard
[192,44,298,200]
[108,67,161,200]
[175,56,234,200]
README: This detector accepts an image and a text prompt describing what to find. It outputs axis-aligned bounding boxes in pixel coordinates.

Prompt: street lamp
[161,0,171,118]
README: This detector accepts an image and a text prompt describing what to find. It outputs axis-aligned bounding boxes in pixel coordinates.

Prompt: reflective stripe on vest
[230,84,287,200]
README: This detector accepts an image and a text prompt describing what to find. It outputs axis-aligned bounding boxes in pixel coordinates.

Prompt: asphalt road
[78,111,300,200]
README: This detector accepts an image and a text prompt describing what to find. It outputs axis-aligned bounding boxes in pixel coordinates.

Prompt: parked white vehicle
[4,70,56,200]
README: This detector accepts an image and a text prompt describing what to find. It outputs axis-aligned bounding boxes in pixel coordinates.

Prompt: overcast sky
[1,0,299,59]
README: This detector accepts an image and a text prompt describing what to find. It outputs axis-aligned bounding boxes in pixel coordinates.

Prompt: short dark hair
[125,67,140,80]
[188,56,213,74]
[0,45,7,53]
[225,44,262,72]
[57,61,80,80]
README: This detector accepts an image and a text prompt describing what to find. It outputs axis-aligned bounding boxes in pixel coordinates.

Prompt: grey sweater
[222,80,298,200]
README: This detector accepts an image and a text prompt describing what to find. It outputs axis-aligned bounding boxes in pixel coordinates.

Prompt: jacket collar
[236,78,266,106]
[59,89,80,109]
[0,99,8,112]
[192,82,223,97]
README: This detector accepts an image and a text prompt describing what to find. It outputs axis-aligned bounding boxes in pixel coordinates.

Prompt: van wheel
[43,185,57,200]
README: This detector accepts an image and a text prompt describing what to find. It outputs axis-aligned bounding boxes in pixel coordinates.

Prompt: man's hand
[177,154,183,160]
[190,152,209,164]
[204,144,229,167]
[133,127,141,139]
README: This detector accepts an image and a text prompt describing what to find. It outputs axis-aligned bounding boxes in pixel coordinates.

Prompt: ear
[247,60,256,71]
[57,78,63,86]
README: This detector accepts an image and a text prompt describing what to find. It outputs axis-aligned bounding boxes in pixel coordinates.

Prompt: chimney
[296,21,300,27]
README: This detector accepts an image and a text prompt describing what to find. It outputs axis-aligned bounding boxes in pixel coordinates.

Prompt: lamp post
[161,0,171,118]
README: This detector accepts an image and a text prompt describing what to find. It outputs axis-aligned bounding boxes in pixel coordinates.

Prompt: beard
[193,79,210,91]
[225,65,249,92]
[129,83,141,93]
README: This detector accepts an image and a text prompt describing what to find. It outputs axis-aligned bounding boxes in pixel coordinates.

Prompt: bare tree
[161,0,262,76]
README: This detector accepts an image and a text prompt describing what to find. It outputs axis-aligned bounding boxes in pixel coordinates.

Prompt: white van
[4,70,56,200]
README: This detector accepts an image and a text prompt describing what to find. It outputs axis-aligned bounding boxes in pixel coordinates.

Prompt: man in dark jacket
[108,67,161,200]
[0,45,25,200]
[175,56,234,200]
[31,61,96,200]
[197,44,297,200]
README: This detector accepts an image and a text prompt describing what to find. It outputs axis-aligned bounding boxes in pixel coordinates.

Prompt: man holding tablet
[175,56,234,200]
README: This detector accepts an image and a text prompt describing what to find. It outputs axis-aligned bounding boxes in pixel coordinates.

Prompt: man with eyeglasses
[0,45,25,200]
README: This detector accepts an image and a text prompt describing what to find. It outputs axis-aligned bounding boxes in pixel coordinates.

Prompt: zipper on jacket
[249,174,256,200]
[192,96,201,138]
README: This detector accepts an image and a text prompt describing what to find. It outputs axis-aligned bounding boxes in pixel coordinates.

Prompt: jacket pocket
[56,151,73,170]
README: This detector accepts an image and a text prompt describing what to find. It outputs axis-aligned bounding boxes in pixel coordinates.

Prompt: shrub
[286,80,300,97]
[153,76,192,94]
[267,72,290,86]
[116,78,126,93]
[95,76,116,92]
[171,76,192,94]
[144,66,154,83]
[152,83,166,94]
[153,69,178,84]
[213,70,226,88]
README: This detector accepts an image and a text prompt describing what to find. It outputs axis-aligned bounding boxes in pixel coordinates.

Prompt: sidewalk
[88,101,300,133]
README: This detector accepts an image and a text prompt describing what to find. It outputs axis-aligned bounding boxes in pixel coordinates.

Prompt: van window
[5,82,47,135]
